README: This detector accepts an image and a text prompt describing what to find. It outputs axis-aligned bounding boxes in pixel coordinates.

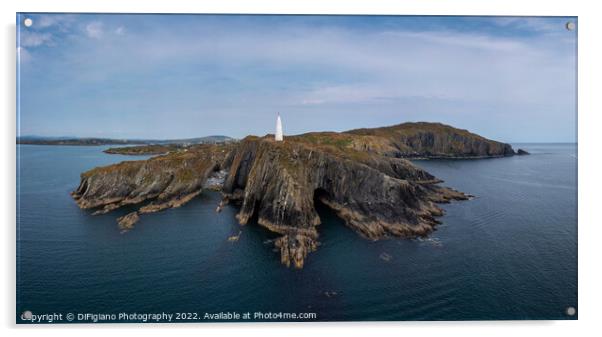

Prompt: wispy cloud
[38,14,76,30]
[492,17,571,34]
[382,30,526,52]
[20,32,53,47]
[17,14,577,142]
[85,21,104,39]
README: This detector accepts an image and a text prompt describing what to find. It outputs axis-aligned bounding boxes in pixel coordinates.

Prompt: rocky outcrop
[72,122,515,267]
[117,212,139,230]
[71,144,234,229]
[517,149,530,155]
[221,137,468,268]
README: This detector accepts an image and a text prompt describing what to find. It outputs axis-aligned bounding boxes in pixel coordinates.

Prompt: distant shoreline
[16,135,235,147]
[16,138,577,147]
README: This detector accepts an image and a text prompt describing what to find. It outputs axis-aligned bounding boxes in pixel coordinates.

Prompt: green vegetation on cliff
[345,122,515,158]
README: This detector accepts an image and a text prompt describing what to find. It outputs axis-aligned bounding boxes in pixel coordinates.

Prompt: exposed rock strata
[221,137,468,268]
[72,122,517,267]
[72,144,234,229]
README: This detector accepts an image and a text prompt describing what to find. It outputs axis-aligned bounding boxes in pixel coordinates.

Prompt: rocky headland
[344,122,517,158]
[71,122,525,268]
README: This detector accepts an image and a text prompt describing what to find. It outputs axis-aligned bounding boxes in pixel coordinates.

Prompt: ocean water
[16,143,577,322]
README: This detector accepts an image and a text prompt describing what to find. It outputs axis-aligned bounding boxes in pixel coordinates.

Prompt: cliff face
[222,137,467,268]
[71,122,514,268]
[72,144,234,229]
[345,122,515,158]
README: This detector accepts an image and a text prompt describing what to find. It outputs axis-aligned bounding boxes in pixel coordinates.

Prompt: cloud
[18,15,576,141]
[34,14,76,31]
[20,32,53,47]
[165,26,571,106]
[85,21,104,39]
[492,17,569,34]
[46,18,574,108]
[36,15,60,28]
[298,85,409,105]
[382,30,525,52]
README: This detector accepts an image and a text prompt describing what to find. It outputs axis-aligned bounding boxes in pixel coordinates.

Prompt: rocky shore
[72,122,523,268]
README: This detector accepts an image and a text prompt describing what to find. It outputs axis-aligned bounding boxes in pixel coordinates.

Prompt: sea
[16,143,577,322]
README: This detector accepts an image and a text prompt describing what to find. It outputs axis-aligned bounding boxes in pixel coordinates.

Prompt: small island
[71,122,526,268]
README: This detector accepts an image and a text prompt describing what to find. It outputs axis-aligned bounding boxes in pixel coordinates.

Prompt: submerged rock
[72,122,515,268]
[379,252,392,262]
[227,231,242,242]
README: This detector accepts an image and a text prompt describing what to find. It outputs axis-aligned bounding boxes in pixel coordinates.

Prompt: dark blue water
[16,143,577,322]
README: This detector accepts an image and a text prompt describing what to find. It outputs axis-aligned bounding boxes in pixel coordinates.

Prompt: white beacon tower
[275,113,283,141]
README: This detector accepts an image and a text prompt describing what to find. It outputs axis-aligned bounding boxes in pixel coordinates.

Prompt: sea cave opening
[313,188,331,209]
[313,188,346,232]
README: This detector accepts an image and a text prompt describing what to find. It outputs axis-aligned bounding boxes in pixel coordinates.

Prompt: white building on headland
[275,113,283,141]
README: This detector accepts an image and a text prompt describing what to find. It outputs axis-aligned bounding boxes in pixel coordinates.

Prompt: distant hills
[16,135,235,146]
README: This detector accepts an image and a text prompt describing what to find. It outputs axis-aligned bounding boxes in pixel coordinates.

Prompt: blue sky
[17,14,577,142]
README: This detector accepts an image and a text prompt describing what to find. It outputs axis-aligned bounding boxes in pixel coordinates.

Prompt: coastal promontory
[71,122,520,268]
